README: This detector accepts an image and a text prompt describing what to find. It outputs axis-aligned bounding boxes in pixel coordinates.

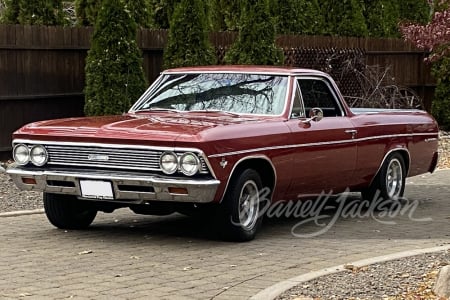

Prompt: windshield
[131,73,289,115]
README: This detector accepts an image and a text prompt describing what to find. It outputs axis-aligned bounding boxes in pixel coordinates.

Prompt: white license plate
[80,180,114,200]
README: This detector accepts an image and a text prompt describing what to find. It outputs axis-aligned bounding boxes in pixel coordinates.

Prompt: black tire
[43,193,97,229]
[362,152,406,201]
[218,169,264,242]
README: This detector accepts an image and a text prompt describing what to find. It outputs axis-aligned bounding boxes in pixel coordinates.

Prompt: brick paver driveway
[1,170,449,299]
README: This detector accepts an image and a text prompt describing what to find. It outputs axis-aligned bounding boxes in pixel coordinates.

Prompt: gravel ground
[0,170,42,213]
[277,250,450,300]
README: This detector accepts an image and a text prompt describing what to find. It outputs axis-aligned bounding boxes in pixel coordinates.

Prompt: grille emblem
[88,154,110,161]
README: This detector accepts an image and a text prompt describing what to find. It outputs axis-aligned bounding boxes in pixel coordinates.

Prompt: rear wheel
[43,193,97,229]
[362,152,406,201]
[218,169,263,242]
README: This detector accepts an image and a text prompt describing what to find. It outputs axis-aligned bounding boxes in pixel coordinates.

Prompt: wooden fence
[0,25,434,153]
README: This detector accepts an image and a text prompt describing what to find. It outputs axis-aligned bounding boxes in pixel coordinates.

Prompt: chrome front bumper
[6,166,220,204]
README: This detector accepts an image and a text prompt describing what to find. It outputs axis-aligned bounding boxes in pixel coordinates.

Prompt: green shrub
[84,0,147,116]
[398,0,430,24]
[364,0,401,37]
[163,0,216,69]
[1,0,19,24]
[319,0,368,37]
[1,0,65,25]
[75,0,99,26]
[224,0,283,65]
[432,57,450,130]
[270,0,325,35]
[210,0,241,31]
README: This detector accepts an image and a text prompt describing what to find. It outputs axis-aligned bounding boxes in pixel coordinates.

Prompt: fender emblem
[88,154,110,161]
[219,158,228,168]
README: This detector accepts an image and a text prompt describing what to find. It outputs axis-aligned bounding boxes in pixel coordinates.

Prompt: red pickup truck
[7,66,439,241]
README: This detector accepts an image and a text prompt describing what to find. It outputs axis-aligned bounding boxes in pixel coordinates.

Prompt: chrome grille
[41,144,209,174]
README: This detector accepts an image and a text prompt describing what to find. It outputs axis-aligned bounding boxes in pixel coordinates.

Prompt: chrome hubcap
[238,180,259,230]
[386,158,403,199]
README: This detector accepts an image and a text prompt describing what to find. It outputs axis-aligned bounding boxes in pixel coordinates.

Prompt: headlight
[13,144,30,165]
[30,145,48,166]
[160,152,178,174]
[179,152,200,176]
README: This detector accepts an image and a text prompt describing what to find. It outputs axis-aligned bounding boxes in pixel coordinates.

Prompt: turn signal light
[168,187,188,195]
[22,177,36,185]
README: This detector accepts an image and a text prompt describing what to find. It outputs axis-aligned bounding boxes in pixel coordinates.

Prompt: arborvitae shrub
[163,0,216,68]
[224,0,283,65]
[432,57,450,130]
[84,0,147,116]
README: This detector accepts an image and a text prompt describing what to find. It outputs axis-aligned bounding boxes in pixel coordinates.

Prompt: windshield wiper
[187,109,241,117]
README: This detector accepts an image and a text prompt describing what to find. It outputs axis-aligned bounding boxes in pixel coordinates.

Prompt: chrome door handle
[345,129,358,138]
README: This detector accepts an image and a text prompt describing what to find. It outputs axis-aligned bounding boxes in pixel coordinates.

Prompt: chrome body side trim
[6,166,220,204]
[208,133,437,158]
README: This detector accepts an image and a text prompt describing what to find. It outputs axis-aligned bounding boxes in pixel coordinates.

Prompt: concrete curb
[251,244,450,300]
[0,209,44,218]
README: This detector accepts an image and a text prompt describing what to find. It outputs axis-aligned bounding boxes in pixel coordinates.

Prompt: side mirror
[302,107,323,124]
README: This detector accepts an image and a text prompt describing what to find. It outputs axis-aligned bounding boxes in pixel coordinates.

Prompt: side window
[298,79,343,117]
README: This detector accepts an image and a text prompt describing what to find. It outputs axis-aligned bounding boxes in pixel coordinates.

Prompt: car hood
[14,112,270,144]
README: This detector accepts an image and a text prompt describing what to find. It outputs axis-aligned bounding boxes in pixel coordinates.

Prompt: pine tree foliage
[319,0,368,37]
[432,57,450,129]
[75,0,99,26]
[76,0,150,27]
[399,0,430,24]
[364,0,400,37]
[224,0,283,65]
[0,0,19,23]
[1,0,65,25]
[270,0,325,35]
[210,0,241,31]
[84,0,147,116]
[163,0,216,68]
[148,0,178,28]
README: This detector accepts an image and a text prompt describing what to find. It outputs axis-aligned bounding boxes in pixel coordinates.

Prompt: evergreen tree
[163,0,216,68]
[319,0,368,37]
[148,0,178,29]
[210,0,241,31]
[75,0,99,26]
[364,0,400,37]
[1,0,19,24]
[84,0,147,116]
[225,0,284,65]
[76,0,151,27]
[432,58,450,129]
[13,0,65,25]
[126,0,151,28]
[271,0,325,35]
[399,0,430,24]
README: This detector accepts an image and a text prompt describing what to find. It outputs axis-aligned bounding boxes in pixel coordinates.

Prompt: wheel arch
[370,147,411,186]
[220,155,277,203]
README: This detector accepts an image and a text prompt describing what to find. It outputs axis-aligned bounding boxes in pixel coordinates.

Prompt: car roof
[163,65,327,76]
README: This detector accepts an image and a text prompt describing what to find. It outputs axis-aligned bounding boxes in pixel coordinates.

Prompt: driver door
[285,77,357,199]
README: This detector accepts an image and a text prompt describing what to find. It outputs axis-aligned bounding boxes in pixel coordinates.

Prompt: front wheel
[218,169,264,242]
[43,193,97,229]
[362,152,406,201]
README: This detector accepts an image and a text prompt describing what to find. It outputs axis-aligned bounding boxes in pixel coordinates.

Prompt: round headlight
[13,144,30,165]
[179,152,200,176]
[160,152,178,174]
[30,145,48,166]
